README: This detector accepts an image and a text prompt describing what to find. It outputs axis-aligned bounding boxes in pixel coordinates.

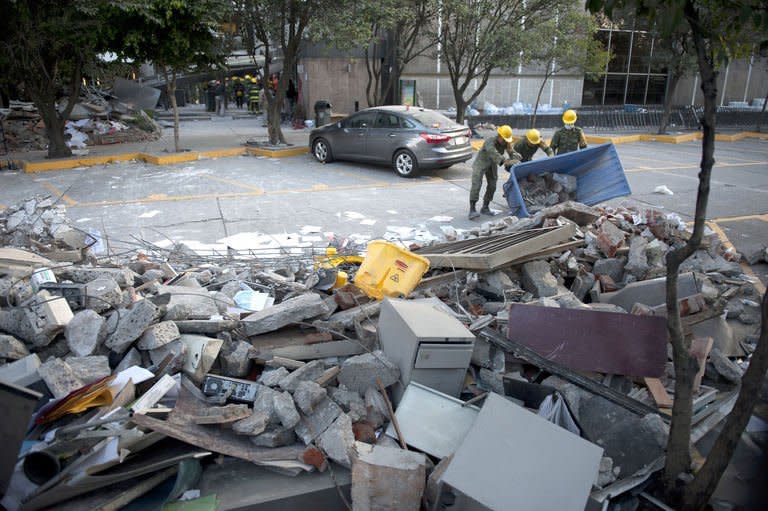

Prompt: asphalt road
[1,136,766,284]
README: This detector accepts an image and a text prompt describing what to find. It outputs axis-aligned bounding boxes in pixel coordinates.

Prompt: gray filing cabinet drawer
[415,344,474,369]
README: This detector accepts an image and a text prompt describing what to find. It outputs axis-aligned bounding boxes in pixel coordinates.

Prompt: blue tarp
[502,143,631,217]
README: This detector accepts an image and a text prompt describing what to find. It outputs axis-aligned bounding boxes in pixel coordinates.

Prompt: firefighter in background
[248,78,261,113]
[233,78,246,109]
[550,109,587,155]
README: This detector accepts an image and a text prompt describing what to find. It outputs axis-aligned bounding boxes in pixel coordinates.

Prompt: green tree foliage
[588,1,768,509]
[0,0,108,158]
[105,0,230,152]
[524,5,609,127]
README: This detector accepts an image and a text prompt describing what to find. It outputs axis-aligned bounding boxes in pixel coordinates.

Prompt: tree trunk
[44,114,71,159]
[454,88,466,125]
[659,71,682,134]
[682,290,768,510]
[165,68,180,153]
[662,0,718,498]
[531,73,550,129]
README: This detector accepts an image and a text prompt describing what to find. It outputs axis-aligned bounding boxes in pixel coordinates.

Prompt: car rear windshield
[409,110,461,130]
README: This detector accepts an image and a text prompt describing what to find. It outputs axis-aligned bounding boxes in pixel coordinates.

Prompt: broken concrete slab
[278,359,327,392]
[0,353,42,387]
[317,413,355,468]
[294,380,327,415]
[37,358,82,398]
[0,334,29,361]
[709,348,744,384]
[243,293,329,336]
[274,391,301,429]
[259,367,289,387]
[352,441,426,511]
[313,301,381,333]
[521,260,558,298]
[84,278,122,313]
[57,267,135,287]
[250,425,297,448]
[190,404,252,425]
[330,387,366,422]
[589,412,667,477]
[598,272,699,311]
[173,319,239,335]
[136,321,180,350]
[593,257,625,283]
[294,397,342,444]
[252,385,280,424]
[65,355,111,385]
[105,299,158,354]
[64,309,107,357]
[539,201,601,225]
[625,236,649,278]
[232,410,269,436]
[148,339,187,374]
[597,220,626,257]
[338,350,399,393]
[570,272,595,301]
[115,347,142,374]
[157,285,219,319]
[218,340,253,378]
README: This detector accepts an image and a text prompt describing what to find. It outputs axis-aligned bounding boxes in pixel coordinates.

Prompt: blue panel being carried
[502,143,631,217]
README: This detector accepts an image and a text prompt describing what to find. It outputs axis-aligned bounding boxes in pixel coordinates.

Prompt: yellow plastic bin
[354,240,430,300]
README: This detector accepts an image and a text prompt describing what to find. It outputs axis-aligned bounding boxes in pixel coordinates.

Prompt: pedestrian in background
[469,125,520,219]
[513,129,554,162]
[214,80,225,116]
[550,109,587,155]
[233,79,246,109]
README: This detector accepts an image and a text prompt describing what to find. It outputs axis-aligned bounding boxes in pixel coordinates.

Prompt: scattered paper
[300,225,323,234]
[360,219,377,226]
[109,366,154,394]
[654,185,674,195]
[429,215,454,222]
[139,210,161,218]
[344,211,366,220]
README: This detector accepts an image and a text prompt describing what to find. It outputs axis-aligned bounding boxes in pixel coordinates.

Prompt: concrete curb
[20,146,310,173]
[11,130,765,173]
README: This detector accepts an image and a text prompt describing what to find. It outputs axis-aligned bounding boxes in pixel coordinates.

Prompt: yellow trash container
[353,240,430,300]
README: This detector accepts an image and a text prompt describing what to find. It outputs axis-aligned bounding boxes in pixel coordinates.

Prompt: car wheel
[312,138,333,163]
[392,149,419,178]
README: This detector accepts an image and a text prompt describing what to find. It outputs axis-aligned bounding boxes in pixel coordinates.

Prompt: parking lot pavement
[1,137,766,284]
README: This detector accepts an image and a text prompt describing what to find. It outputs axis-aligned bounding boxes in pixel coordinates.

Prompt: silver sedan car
[309,106,473,177]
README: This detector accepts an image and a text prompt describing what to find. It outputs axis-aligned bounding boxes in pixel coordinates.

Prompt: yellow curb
[245,146,309,158]
[199,148,248,159]
[585,134,642,144]
[140,152,201,165]
[23,153,141,173]
[639,132,701,143]
[715,133,747,142]
[742,131,768,140]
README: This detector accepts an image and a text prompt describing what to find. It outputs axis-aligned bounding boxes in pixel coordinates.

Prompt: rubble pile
[0,196,764,511]
[1,90,161,154]
[518,172,578,213]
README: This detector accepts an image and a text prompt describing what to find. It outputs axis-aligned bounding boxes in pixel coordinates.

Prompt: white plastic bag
[538,393,580,435]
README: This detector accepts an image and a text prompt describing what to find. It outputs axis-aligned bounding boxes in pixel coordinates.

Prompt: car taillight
[420,132,451,144]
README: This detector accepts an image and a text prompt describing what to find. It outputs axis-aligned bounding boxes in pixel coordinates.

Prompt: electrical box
[379,298,475,404]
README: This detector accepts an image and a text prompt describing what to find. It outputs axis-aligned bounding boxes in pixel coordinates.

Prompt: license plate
[453,136,467,145]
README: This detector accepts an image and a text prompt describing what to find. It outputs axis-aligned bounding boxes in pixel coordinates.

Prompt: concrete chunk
[709,348,744,383]
[592,258,625,283]
[597,221,626,257]
[157,285,219,319]
[218,340,253,377]
[250,425,296,448]
[58,267,135,287]
[105,300,158,354]
[66,355,111,384]
[137,321,180,350]
[85,278,123,313]
[274,391,300,429]
[294,380,328,414]
[252,385,280,424]
[38,358,83,398]
[258,367,289,387]
[351,441,426,511]
[318,413,355,468]
[330,387,366,422]
[294,397,342,444]
[232,411,269,436]
[338,351,399,393]
[278,359,327,392]
[0,334,29,360]
[521,260,559,298]
[149,339,188,374]
[65,309,107,357]
[242,293,328,336]
[625,236,649,278]
[314,301,381,332]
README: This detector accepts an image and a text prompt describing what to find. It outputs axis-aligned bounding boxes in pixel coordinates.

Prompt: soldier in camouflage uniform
[512,129,554,162]
[550,109,587,155]
[469,125,520,219]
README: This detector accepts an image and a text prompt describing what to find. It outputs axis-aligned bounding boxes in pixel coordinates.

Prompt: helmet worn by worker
[526,129,541,145]
[497,125,513,143]
[562,109,577,124]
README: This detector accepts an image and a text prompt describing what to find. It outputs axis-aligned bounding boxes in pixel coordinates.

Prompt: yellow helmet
[497,125,513,143]
[563,109,577,124]
[526,129,541,145]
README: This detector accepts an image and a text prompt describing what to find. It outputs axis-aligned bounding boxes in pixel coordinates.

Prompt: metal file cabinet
[379,298,475,404]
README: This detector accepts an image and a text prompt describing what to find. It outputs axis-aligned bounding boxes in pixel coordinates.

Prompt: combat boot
[468,201,480,220]
[480,202,496,216]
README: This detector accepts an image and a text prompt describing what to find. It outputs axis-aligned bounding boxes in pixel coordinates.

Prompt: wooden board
[643,378,673,408]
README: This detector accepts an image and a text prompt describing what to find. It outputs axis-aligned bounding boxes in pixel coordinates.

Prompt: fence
[468,105,768,132]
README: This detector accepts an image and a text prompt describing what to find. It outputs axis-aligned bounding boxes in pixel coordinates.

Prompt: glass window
[608,31,631,73]
[604,75,627,104]
[582,77,605,105]
[646,76,667,104]
[629,32,653,73]
[408,110,460,129]
[649,43,669,74]
[344,112,376,129]
[626,76,648,104]
[374,113,401,129]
